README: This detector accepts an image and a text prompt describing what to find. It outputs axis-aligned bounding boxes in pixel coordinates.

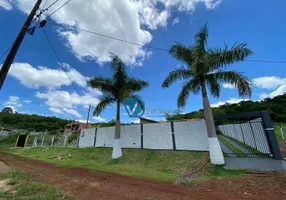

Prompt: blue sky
[0,0,286,123]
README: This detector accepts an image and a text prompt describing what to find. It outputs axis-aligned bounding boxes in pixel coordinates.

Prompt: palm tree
[87,55,148,159]
[162,24,253,164]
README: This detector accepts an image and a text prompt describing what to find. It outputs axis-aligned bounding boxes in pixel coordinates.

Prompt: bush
[68,133,78,144]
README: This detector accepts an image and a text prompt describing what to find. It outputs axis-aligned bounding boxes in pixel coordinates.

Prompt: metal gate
[214,111,282,159]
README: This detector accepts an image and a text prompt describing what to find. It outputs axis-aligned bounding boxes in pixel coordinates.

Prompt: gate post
[261,111,282,160]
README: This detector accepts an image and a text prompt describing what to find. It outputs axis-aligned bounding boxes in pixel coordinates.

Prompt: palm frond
[207,42,254,72]
[93,95,116,116]
[126,78,149,92]
[169,43,194,66]
[194,23,208,54]
[205,75,220,98]
[177,79,201,108]
[87,76,115,96]
[210,71,251,97]
[162,67,194,88]
[110,54,128,87]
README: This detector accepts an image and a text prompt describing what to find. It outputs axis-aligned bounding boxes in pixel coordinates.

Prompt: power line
[46,0,73,19]
[43,0,60,11]
[48,21,286,64]
[49,20,169,52]
[42,0,49,9]
[0,44,13,60]
[41,27,82,96]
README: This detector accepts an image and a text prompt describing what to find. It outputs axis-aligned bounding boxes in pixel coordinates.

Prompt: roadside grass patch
[4,147,209,182]
[0,169,71,199]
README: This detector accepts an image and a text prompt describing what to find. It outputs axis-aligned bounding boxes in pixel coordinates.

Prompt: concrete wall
[174,120,209,151]
[78,128,96,147]
[78,119,209,151]
[143,122,173,149]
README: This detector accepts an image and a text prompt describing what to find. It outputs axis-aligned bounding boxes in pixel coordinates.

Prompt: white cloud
[222,83,235,89]
[36,90,100,109]
[211,98,249,108]
[92,116,106,122]
[13,0,223,65]
[259,85,286,99]
[49,107,82,118]
[3,96,22,108]
[172,17,180,25]
[3,96,23,112]
[161,0,222,11]
[0,0,12,10]
[23,100,32,104]
[49,107,64,114]
[253,76,286,90]
[8,62,87,89]
[62,108,82,118]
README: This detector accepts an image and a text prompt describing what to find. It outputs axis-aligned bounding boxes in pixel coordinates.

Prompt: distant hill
[166,94,286,123]
[0,112,72,132]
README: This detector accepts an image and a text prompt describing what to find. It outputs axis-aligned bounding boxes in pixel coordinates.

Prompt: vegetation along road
[0,150,286,200]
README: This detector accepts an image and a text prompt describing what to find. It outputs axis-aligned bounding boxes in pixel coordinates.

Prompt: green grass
[274,123,286,140]
[0,169,71,200]
[2,147,210,182]
[218,135,245,157]
[222,135,269,158]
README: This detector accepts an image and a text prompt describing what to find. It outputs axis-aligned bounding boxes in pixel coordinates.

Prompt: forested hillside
[0,112,72,132]
[166,94,286,122]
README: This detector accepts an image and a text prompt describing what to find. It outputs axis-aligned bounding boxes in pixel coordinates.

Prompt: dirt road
[1,152,285,200]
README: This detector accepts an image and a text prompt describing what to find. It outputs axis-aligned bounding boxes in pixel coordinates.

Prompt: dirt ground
[0,152,285,200]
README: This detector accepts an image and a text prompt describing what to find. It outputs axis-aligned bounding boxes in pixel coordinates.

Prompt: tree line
[166,94,286,123]
[0,112,71,132]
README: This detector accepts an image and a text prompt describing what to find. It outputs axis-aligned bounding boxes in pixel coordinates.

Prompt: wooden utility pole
[86,105,91,128]
[0,0,42,90]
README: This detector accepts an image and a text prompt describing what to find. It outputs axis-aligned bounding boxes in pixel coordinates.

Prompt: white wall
[121,125,141,148]
[96,127,114,147]
[78,128,96,147]
[143,122,173,149]
[174,120,209,151]
[79,120,209,151]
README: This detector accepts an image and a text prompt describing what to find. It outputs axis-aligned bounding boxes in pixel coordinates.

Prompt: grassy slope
[0,170,71,199]
[3,147,210,182]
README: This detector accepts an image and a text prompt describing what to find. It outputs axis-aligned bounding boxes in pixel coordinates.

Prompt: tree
[2,107,13,113]
[162,24,253,164]
[87,55,148,159]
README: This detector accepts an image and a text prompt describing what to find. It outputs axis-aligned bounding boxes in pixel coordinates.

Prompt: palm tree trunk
[201,80,225,164]
[112,101,122,159]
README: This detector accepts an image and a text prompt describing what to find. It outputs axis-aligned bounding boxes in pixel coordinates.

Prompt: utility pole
[86,105,91,128]
[0,0,42,90]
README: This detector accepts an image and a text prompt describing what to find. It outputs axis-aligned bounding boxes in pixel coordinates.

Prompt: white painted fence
[78,119,209,151]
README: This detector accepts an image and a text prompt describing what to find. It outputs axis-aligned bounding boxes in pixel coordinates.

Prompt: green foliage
[166,94,286,123]
[0,170,71,200]
[68,133,78,144]
[87,54,148,117]
[6,147,208,182]
[1,106,13,113]
[0,112,71,131]
[162,24,253,108]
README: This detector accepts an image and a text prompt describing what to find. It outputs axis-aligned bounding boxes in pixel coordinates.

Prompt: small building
[64,122,91,134]
[139,117,158,124]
